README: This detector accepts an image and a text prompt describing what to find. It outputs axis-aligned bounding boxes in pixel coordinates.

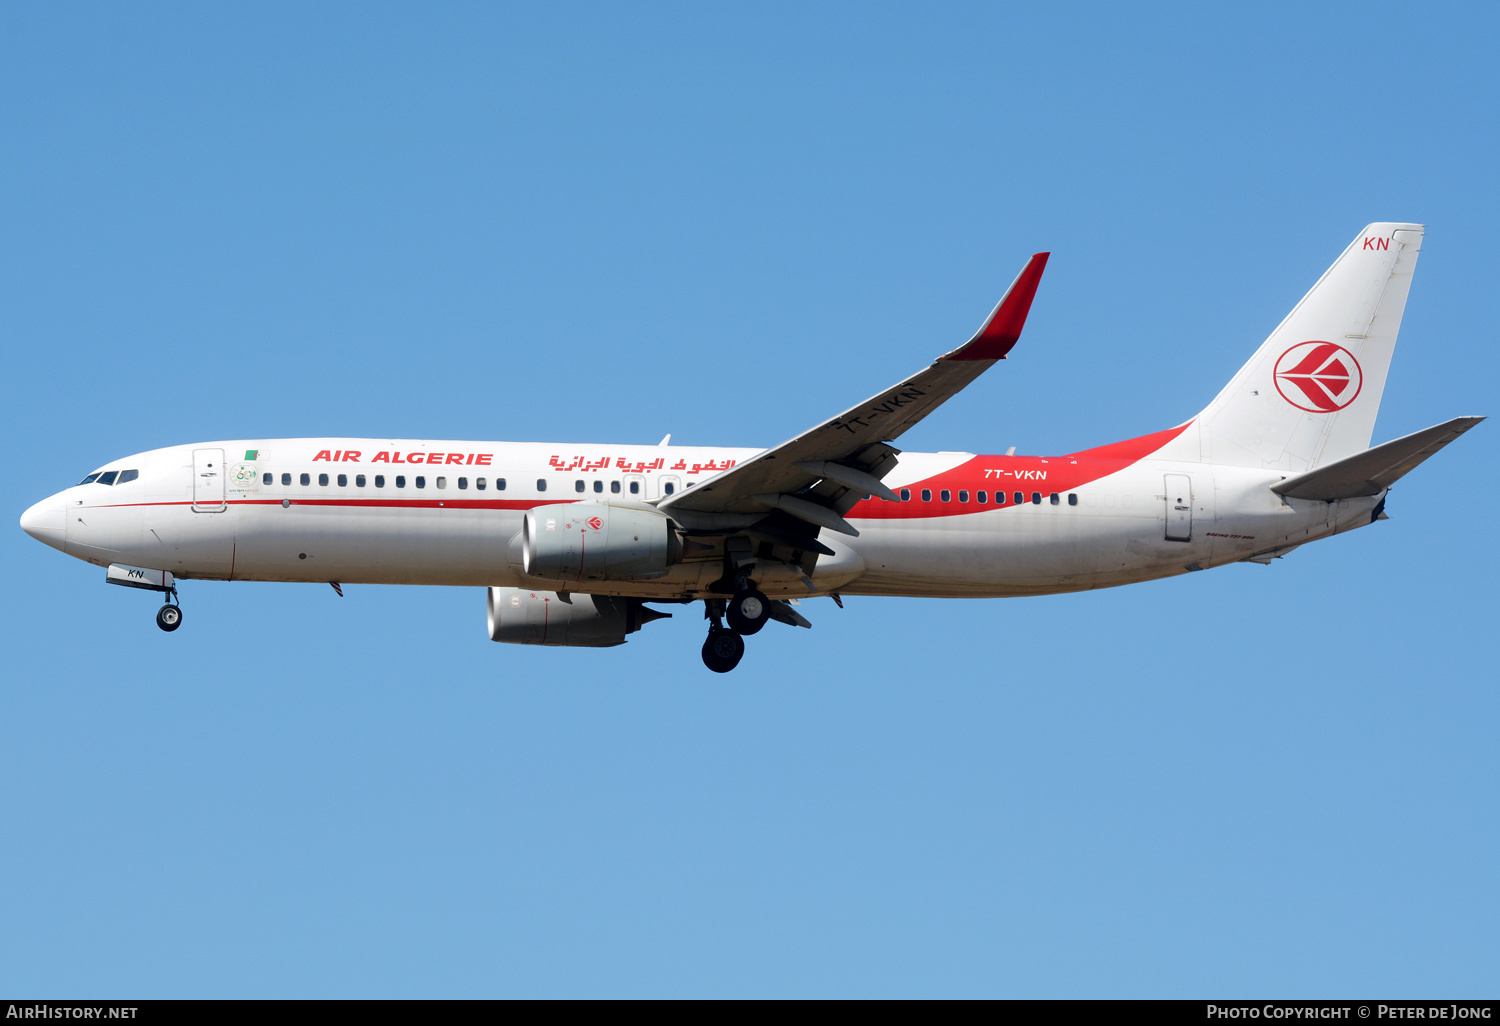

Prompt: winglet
[943,252,1050,361]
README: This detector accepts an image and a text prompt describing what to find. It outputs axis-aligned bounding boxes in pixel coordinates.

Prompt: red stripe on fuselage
[849,422,1192,521]
[89,498,555,511]
[83,424,1192,523]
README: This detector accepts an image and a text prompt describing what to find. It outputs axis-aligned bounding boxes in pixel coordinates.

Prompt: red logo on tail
[1273,342,1363,412]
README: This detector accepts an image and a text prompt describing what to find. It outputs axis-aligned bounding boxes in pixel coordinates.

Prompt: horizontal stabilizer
[1271,416,1484,500]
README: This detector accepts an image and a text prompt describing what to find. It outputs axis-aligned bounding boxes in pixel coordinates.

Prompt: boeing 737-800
[19,223,1482,671]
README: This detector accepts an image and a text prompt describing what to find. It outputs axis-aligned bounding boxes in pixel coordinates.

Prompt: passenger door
[192,448,227,512]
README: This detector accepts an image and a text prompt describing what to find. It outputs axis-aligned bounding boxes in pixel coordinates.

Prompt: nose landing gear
[104,564,183,633]
[155,602,183,632]
[155,580,183,632]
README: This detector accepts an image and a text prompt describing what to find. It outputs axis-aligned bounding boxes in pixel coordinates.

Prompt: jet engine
[487,587,669,647]
[522,503,680,582]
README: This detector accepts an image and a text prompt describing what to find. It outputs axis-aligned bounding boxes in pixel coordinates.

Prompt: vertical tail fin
[1176,223,1423,472]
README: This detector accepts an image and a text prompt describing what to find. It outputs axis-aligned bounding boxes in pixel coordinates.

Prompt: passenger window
[611,481,621,494]
[116,469,139,484]
[593,480,603,493]
[282,473,292,486]
[663,482,675,496]
[959,490,969,503]
[940,489,951,502]
[900,488,911,501]
[476,477,486,490]
[301,473,311,486]
[921,489,932,502]
[356,474,366,487]
[79,473,101,485]
[436,477,446,489]
[415,476,426,488]
[496,478,506,491]
[457,477,468,490]
[263,472,272,485]
[396,476,406,488]
[629,481,639,495]
[1049,492,1059,505]
[537,479,547,492]
[575,480,585,493]
[337,474,347,487]
[1068,493,1078,506]
[97,471,118,486]
[977,491,988,504]
[375,475,385,488]
[318,473,329,486]
[1031,492,1041,504]
[1014,492,1023,505]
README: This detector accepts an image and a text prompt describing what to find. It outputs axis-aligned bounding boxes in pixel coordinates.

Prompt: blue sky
[2,2,1497,997]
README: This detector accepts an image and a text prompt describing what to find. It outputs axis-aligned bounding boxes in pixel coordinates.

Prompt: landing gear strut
[155,582,182,632]
[698,551,807,671]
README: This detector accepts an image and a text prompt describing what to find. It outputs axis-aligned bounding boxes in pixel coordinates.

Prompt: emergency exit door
[1164,474,1192,541]
[192,448,226,512]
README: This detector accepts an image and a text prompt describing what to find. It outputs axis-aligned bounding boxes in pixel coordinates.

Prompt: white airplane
[20,223,1482,672]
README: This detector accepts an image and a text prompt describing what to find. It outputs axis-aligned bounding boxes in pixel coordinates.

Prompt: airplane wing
[659,253,1049,533]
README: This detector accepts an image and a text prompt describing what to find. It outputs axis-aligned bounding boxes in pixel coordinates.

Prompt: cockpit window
[116,469,139,484]
[79,473,101,485]
[96,470,119,486]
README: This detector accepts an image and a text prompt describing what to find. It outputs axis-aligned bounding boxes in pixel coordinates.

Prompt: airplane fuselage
[31,436,1374,600]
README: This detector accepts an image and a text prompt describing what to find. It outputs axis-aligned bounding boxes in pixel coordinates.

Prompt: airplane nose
[20,494,66,552]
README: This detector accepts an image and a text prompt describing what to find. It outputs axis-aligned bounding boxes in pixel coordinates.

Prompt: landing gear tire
[156,604,183,632]
[726,590,770,635]
[702,628,745,673]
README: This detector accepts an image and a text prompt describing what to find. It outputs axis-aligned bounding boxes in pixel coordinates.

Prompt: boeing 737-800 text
[20,223,1482,671]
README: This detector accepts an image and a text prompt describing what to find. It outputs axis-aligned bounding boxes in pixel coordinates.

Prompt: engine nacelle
[487,587,666,648]
[522,503,678,582]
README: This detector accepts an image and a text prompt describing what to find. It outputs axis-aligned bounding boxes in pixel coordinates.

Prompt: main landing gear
[702,626,745,674]
[699,580,806,673]
[725,588,770,635]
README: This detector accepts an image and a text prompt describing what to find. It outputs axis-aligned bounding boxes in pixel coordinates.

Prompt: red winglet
[943,252,1050,361]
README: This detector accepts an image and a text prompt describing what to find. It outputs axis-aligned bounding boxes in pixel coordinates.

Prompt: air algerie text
[312,450,493,466]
